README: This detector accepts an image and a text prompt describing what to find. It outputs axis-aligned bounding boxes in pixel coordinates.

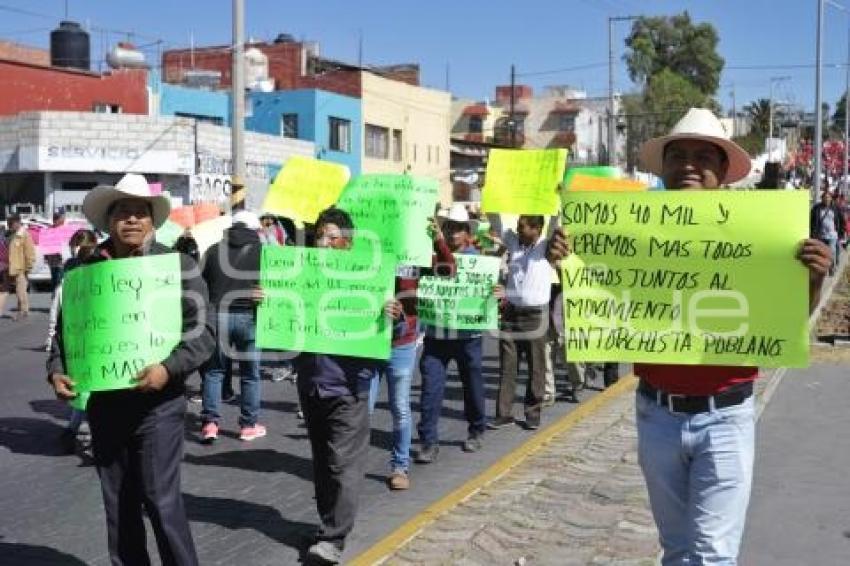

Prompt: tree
[744,98,771,136]
[623,71,715,170]
[624,12,724,96]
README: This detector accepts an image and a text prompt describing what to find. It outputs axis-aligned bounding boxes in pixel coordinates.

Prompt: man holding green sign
[549,108,833,565]
[47,173,215,566]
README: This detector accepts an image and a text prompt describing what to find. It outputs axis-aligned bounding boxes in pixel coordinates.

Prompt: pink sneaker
[201,422,218,444]
[239,424,267,441]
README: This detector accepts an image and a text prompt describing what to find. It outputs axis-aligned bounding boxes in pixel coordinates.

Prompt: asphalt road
[0,292,604,565]
[741,363,850,565]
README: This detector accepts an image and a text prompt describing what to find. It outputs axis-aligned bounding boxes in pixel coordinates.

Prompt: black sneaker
[523,416,541,430]
[486,416,515,430]
[415,444,439,464]
[462,434,483,453]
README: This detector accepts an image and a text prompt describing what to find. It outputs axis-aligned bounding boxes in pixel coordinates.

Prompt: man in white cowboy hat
[415,203,497,463]
[542,108,829,564]
[47,173,215,566]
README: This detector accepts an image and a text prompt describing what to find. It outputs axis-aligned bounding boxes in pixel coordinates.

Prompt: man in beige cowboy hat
[546,108,831,564]
[47,173,215,566]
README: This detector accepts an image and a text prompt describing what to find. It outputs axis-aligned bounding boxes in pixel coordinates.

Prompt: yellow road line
[349,374,638,566]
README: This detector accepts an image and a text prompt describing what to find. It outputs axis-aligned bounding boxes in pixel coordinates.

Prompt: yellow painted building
[361,72,452,204]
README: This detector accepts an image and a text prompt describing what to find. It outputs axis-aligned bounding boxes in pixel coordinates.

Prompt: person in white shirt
[488,215,554,430]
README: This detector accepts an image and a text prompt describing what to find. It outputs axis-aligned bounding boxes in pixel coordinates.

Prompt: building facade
[0,111,314,218]
[246,89,362,175]
[0,59,148,116]
[361,72,451,204]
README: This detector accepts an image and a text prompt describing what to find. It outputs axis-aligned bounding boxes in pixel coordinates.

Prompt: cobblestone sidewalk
[375,378,659,566]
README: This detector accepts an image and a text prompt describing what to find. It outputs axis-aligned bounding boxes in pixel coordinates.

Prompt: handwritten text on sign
[337,174,439,267]
[418,254,501,330]
[256,246,395,360]
[61,255,183,390]
[560,191,810,368]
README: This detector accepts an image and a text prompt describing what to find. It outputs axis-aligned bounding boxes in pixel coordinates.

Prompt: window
[281,113,299,138]
[427,145,432,163]
[436,146,440,164]
[93,102,121,113]
[392,129,402,162]
[175,112,223,126]
[468,116,483,134]
[329,117,352,153]
[559,114,576,132]
[365,124,389,159]
[413,144,417,162]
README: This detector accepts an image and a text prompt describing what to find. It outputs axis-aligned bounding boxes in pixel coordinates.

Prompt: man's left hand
[546,228,570,265]
[798,238,832,279]
[134,364,170,392]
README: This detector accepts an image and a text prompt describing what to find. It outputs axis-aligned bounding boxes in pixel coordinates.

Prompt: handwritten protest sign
[61,255,183,391]
[418,254,501,330]
[481,149,567,215]
[38,224,86,255]
[263,156,351,223]
[560,191,809,367]
[257,246,395,359]
[337,174,439,267]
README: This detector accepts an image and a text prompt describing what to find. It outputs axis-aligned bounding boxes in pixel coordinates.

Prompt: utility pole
[509,64,516,148]
[815,0,825,201]
[445,62,450,92]
[230,0,245,213]
[608,15,638,168]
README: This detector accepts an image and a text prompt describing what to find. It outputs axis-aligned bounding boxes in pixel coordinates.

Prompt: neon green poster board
[61,255,183,391]
[69,391,90,411]
[256,246,395,360]
[560,191,810,368]
[263,156,351,223]
[418,254,501,330]
[337,174,439,267]
[481,148,568,215]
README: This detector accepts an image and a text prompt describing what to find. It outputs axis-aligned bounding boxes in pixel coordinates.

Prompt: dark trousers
[497,305,548,421]
[88,393,197,566]
[299,390,369,548]
[418,336,485,445]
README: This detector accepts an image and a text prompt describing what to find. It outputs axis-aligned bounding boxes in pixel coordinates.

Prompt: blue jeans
[418,336,485,446]
[202,311,262,427]
[368,341,418,472]
[636,391,755,565]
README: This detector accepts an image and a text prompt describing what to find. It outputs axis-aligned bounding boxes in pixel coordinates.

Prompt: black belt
[638,380,753,414]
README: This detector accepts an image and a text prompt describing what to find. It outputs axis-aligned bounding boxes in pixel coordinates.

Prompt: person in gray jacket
[47,174,215,566]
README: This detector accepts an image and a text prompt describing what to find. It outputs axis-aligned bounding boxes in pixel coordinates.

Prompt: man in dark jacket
[47,173,215,566]
[810,190,846,275]
[295,206,399,565]
[199,210,267,442]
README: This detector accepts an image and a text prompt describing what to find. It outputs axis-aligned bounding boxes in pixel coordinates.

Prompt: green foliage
[624,12,724,96]
[744,99,771,136]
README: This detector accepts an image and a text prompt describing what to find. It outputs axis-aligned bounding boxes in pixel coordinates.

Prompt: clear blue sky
[1,0,848,113]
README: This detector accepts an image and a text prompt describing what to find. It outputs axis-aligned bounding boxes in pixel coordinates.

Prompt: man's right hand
[49,373,77,400]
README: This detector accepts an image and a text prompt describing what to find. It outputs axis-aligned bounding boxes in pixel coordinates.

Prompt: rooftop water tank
[50,21,90,70]
[107,42,147,69]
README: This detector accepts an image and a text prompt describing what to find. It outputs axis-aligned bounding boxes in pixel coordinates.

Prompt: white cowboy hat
[438,203,470,223]
[83,173,171,232]
[639,108,752,184]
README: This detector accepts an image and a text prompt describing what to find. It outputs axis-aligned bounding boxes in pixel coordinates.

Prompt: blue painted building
[246,89,361,174]
[150,71,231,125]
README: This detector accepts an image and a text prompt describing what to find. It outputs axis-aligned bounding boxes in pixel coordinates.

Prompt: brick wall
[0,60,148,116]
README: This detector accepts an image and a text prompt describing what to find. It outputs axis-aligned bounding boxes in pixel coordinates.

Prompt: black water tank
[50,21,90,70]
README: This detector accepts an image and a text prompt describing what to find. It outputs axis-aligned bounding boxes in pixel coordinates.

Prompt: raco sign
[190,174,232,204]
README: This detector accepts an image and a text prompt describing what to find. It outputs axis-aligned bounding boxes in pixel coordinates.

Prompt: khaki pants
[1,272,30,317]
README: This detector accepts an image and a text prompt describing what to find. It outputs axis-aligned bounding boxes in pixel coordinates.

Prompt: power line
[516,62,608,78]
[0,3,56,20]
